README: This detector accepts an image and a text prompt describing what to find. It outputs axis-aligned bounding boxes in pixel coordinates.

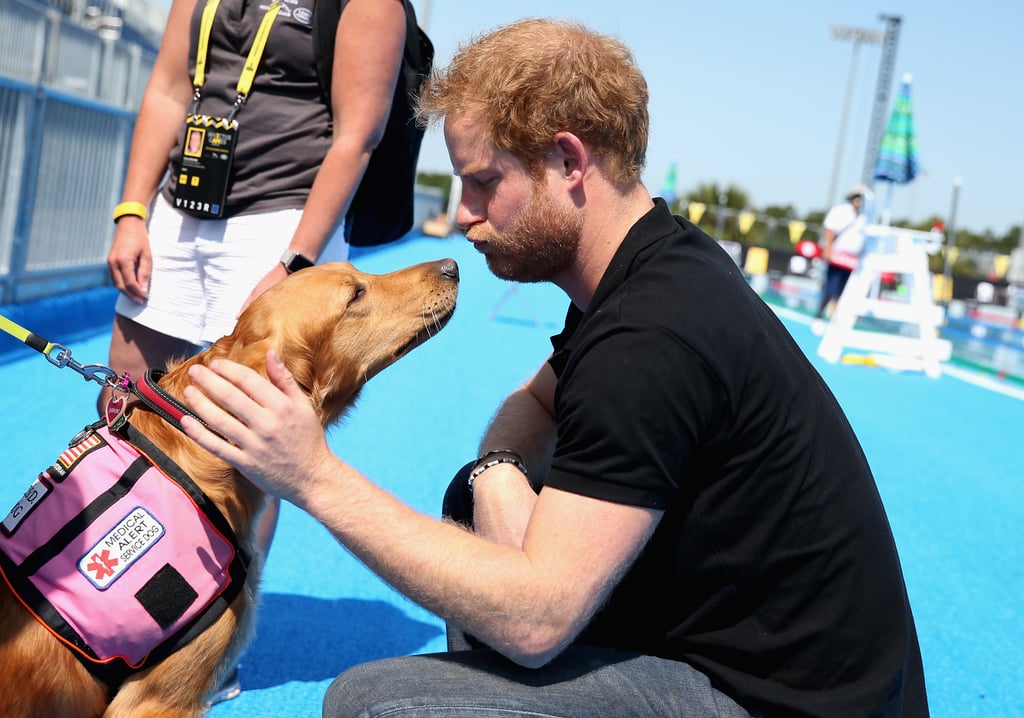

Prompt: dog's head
[201,259,459,426]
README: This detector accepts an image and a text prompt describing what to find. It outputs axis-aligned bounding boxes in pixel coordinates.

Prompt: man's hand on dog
[182,350,334,509]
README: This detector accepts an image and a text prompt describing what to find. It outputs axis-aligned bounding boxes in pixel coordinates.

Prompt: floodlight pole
[716,192,727,239]
[861,14,902,189]
[826,24,883,210]
[942,177,963,303]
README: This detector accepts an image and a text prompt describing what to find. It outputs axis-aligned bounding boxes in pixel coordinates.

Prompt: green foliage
[763,204,798,219]
[688,182,750,209]
[416,172,453,208]
[803,210,826,226]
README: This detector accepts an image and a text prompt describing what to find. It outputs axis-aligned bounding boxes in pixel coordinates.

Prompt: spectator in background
[813,184,870,334]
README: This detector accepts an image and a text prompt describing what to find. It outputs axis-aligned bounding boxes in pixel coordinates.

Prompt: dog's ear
[280,341,365,425]
[224,324,361,422]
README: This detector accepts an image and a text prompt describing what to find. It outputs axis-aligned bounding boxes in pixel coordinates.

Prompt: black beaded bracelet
[467,449,528,493]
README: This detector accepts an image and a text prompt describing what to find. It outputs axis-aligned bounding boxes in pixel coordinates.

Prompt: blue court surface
[1,234,1021,717]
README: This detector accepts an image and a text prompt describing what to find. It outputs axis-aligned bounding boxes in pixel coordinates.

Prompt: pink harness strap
[0,422,247,683]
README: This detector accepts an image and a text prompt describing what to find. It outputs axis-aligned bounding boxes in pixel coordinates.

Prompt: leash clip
[44,342,129,390]
[78,363,124,389]
[44,342,72,369]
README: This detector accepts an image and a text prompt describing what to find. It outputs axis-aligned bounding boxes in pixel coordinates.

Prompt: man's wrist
[467,449,528,493]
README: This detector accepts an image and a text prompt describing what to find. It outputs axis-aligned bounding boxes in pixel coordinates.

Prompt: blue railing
[0,0,155,304]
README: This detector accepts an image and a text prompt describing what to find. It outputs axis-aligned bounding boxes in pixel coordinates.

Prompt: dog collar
[133,369,218,437]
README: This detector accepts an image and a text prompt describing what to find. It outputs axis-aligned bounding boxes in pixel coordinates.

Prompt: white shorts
[115,194,348,346]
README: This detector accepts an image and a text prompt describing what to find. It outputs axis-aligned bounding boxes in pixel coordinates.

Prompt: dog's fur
[0,259,458,718]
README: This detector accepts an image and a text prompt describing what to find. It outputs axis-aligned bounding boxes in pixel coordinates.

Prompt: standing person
[102,0,408,703]
[813,184,870,333]
[101,0,408,413]
[179,19,929,718]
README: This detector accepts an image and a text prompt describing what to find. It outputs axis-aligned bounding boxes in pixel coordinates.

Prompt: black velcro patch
[135,563,199,629]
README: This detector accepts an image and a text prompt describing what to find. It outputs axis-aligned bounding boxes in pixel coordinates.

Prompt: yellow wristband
[113,201,149,224]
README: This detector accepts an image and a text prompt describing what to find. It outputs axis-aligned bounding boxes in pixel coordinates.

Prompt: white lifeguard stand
[816,225,952,378]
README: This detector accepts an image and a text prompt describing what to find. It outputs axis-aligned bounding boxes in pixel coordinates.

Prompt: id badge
[173,115,238,219]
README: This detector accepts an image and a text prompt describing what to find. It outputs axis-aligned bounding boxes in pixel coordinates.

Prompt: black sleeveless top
[161,0,332,217]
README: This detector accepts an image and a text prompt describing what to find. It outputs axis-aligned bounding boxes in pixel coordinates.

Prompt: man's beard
[469,185,583,284]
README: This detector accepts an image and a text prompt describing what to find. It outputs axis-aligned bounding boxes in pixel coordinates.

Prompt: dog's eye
[349,284,366,305]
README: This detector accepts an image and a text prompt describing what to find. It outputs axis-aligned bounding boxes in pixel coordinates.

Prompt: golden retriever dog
[0,258,458,718]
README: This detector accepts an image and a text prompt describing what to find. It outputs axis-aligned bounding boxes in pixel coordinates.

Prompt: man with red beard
[182,19,929,718]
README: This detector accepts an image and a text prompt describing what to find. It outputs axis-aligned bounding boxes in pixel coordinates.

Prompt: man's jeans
[323,645,752,718]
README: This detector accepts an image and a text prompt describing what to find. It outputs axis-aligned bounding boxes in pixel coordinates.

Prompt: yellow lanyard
[192,0,283,114]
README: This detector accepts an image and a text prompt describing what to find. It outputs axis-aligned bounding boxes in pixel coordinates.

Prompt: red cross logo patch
[85,550,119,581]
[78,507,165,589]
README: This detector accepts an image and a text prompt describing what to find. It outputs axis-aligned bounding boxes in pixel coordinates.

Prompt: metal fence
[0,0,450,307]
[0,0,154,304]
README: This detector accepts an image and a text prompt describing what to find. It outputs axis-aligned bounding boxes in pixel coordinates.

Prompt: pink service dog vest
[0,422,247,685]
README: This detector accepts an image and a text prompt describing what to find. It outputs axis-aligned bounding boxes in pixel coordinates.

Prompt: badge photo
[173,115,238,219]
[184,127,205,158]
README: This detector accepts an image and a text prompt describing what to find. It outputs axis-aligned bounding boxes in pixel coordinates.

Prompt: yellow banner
[738,211,756,235]
[744,246,769,275]
[993,254,1011,278]
[932,274,951,303]
[688,202,706,225]
[788,221,806,244]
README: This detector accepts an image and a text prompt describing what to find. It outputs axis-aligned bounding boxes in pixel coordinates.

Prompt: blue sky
[151,0,1021,236]
[409,0,1022,236]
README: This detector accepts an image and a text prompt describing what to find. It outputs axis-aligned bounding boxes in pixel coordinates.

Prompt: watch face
[282,251,314,273]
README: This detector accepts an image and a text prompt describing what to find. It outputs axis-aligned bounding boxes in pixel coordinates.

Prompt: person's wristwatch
[280,250,315,274]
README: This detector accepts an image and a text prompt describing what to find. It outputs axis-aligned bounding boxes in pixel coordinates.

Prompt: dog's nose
[439,258,459,282]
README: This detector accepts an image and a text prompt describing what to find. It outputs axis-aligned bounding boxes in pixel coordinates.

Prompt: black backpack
[312,0,434,247]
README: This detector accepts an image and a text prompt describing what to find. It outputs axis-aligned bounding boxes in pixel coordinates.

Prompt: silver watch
[280,250,315,274]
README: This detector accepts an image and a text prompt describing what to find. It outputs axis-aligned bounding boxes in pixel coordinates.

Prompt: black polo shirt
[546,200,928,717]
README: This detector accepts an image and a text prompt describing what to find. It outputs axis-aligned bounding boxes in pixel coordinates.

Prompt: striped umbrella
[873,73,919,224]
